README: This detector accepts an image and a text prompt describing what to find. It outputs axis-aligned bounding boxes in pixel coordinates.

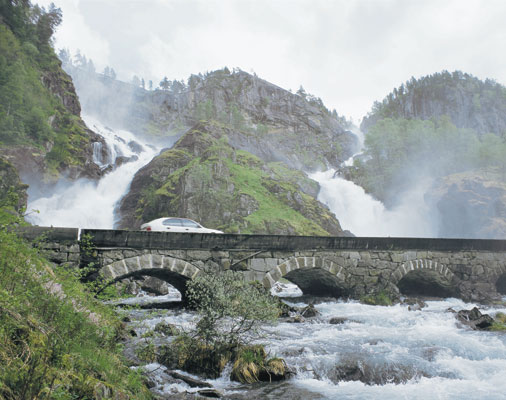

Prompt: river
[125,289,506,399]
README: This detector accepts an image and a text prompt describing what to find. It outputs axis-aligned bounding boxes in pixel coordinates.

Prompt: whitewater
[26,115,160,229]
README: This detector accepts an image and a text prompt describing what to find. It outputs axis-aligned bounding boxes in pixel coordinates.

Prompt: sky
[36,0,506,123]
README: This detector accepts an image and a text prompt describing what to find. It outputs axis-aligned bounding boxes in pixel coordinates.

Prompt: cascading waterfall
[310,129,438,237]
[26,115,160,229]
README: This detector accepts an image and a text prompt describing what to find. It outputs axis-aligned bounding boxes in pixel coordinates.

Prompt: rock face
[361,70,506,136]
[426,172,506,239]
[68,68,359,171]
[118,123,344,235]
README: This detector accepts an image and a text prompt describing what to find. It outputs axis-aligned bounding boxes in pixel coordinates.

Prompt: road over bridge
[19,227,506,303]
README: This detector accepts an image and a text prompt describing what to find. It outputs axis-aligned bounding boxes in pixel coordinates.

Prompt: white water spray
[310,127,438,237]
[310,170,437,237]
[26,115,160,229]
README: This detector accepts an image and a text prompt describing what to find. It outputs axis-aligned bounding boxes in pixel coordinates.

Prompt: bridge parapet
[14,227,506,303]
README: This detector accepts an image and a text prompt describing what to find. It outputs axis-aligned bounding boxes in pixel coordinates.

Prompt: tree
[35,3,62,47]
[148,80,153,90]
[296,85,306,98]
[186,270,280,347]
[141,78,145,89]
[159,76,170,90]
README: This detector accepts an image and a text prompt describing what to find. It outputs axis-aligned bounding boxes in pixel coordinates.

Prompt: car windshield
[162,218,183,226]
[181,219,200,228]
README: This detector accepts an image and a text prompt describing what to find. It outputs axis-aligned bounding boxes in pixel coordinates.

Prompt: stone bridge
[19,227,506,303]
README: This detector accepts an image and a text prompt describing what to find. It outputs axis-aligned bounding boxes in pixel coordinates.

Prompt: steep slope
[353,71,506,238]
[65,66,358,171]
[0,3,103,186]
[119,122,345,236]
[361,70,506,136]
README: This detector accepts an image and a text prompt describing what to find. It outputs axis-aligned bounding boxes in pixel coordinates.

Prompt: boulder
[456,307,494,330]
[300,304,320,318]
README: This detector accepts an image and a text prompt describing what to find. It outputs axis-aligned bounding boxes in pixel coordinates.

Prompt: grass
[0,220,153,399]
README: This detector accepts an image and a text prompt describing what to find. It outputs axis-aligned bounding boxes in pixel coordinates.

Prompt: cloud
[35,0,506,122]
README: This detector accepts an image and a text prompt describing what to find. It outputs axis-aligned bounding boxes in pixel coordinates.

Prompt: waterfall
[26,115,160,229]
[310,129,438,237]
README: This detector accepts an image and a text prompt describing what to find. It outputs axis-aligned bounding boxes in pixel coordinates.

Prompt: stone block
[391,253,404,263]
[349,252,361,260]
[188,250,212,261]
[123,250,140,259]
[125,257,141,271]
[403,251,417,261]
[250,258,268,272]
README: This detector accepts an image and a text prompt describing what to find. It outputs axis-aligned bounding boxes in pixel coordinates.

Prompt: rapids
[126,290,506,399]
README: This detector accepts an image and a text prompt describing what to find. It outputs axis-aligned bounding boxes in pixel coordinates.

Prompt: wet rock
[331,358,426,385]
[456,307,494,330]
[141,276,170,295]
[300,304,320,318]
[288,315,305,323]
[402,298,428,311]
[168,371,213,388]
[329,317,347,324]
[114,155,138,168]
[197,388,222,398]
[128,140,144,154]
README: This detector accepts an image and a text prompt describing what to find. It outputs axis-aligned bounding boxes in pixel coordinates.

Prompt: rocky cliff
[0,5,103,190]
[118,122,345,236]
[361,70,506,136]
[426,171,506,239]
[66,67,358,171]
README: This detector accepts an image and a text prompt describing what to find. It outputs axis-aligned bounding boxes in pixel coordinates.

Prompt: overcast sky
[36,0,506,122]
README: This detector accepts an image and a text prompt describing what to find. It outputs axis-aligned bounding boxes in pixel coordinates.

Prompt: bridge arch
[391,259,460,298]
[494,264,506,295]
[262,256,349,297]
[99,254,201,298]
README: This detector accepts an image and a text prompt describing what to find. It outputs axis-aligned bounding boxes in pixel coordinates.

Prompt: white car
[140,217,224,234]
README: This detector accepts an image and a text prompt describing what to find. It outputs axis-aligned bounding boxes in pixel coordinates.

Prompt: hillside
[351,71,506,238]
[64,64,358,172]
[0,2,103,195]
[361,70,506,136]
[118,122,346,236]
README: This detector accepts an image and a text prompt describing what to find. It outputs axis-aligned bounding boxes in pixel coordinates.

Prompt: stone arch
[262,256,348,297]
[494,264,506,295]
[391,259,460,298]
[99,254,201,297]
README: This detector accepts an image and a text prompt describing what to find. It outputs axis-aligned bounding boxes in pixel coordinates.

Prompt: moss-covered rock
[118,123,345,235]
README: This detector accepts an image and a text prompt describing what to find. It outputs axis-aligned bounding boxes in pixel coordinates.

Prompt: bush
[186,270,281,347]
[157,271,284,379]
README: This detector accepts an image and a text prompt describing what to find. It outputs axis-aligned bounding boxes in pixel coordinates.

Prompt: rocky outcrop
[118,123,345,236]
[361,70,506,136]
[425,171,506,239]
[67,68,359,171]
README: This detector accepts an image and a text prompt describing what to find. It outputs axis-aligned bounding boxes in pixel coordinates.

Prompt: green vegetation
[158,271,283,381]
[488,312,506,332]
[0,214,152,399]
[366,70,506,132]
[353,116,506,202]
[360,290,394,306]
[0,1,93,175]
